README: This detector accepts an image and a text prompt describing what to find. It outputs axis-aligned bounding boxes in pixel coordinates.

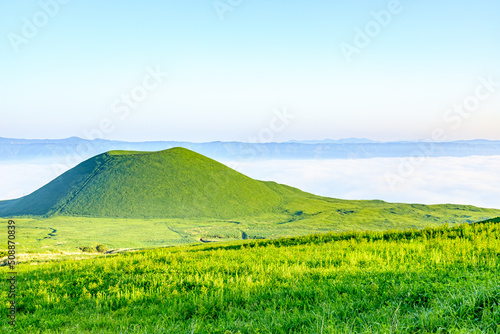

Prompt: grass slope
[0,148,284,219]
[2,221,500,333]
[0,153,110,216]
[8,207,500,255]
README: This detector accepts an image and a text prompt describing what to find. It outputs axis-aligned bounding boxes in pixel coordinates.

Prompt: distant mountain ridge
[286,138,377,144]
[1,137,500,163]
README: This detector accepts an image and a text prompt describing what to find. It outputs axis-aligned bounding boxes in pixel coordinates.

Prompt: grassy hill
[0,148,287,218]
[1,147,500,253]
[3,220,500,333]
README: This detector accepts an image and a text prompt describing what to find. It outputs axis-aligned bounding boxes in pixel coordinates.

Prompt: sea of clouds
[1,156,499,209]
[226,156,500,210]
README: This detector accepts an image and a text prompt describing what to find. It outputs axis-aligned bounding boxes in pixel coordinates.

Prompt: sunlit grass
[1,220,500,333]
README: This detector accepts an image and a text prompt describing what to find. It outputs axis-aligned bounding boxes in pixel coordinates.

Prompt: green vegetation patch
[0,148,283,219]
[2,221,500,333]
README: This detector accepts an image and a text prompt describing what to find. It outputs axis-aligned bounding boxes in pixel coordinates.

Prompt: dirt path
[200,238,215,243]
[43,228,57,239]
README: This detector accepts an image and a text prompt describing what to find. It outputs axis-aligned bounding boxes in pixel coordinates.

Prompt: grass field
[4,202,500,255]
[1,219,500,333]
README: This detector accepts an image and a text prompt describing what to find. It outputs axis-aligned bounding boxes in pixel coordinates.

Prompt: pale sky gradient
[1,0,499,142]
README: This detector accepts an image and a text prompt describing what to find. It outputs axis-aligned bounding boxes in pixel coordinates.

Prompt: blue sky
[1,0,499,142]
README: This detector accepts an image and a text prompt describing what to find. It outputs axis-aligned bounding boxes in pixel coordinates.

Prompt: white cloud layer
[225,156,500,210]
[0,162,71,201]
[1,156,499,210]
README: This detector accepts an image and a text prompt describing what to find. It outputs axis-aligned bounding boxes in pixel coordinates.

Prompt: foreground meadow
[1,219,500,333]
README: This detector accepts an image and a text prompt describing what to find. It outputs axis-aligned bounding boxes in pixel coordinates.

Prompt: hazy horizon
[1,136,500,143]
